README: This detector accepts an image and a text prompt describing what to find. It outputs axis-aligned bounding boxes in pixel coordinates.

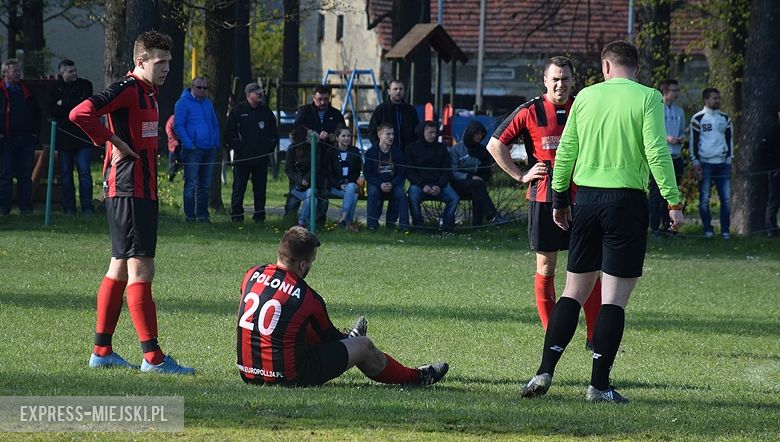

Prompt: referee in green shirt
[520,41,684,403]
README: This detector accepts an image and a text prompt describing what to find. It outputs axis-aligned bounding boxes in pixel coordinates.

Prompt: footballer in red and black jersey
[70,72,160,200]
[236,264,347,384]
[492,95,574,203]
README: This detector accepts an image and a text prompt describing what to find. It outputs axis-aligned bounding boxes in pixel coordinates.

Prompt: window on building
[318,14,325,41]
[485,68,515,81]
[336,15,344,42]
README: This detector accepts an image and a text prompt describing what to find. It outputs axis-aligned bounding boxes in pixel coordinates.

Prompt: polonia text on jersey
[249,271,302,298]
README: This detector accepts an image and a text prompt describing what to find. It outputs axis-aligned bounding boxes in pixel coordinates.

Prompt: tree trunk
[701,0,748,126]
[157,0,186,130]
[7,0,20,60]
[103,0,126,87]
[636,0,671,87]
[233,0,252,91]
[124,0,160,68]
[733,0,780,234]
[21,0,45,78]
[203,0,235,211]
[392,0,428,102]
[281,0,300,111]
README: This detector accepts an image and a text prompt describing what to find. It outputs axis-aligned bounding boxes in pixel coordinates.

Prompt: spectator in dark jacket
[367,80,419,154]
[0,58,41,215]
[49,59,94,215]
[449,120,499,226]
[762,107,780,237]
[225,82,278,222]
[364,123,409,231]
[324,124,362,229]
[294,84,345,159]
[284,125,329,227]
[405,121,459,232]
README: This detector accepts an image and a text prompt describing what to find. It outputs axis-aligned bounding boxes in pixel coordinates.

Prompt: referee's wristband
[668,203,683,210]
[552,190,571,209]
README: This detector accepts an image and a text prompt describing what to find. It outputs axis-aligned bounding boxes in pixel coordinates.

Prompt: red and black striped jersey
[70,72,160,200]
[492,95,574,203]
[235,264,346,384]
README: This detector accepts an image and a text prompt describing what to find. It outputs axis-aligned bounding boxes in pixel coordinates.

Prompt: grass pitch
[1,205,779,441]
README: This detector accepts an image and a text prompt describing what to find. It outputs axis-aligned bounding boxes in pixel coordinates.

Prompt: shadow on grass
[2,290,777,339]
[0,368,777,439]
[443,375,713,392]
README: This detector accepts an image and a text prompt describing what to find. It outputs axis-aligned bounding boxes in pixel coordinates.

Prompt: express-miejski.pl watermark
[0,396,184,432]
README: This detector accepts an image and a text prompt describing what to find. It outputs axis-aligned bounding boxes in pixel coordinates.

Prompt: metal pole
[435,0,443,118]
[309,132,317,233]
[45,120,57,226]
[628,0,634,39]
[450,61,457,109]
[475,0,487,111]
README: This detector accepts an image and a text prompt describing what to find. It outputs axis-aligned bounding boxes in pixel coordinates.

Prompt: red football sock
[93,276,126,357]
[368,353,419,385]
[127,281,164,364]
[534,273,557,330]
[582,278,603,342]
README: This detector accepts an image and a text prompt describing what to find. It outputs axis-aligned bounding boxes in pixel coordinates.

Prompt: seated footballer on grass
[235,226,449,387]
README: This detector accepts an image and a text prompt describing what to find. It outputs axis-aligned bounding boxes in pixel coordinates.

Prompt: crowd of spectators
[2,55,779,238]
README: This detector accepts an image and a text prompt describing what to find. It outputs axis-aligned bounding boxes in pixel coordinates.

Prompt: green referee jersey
[552,77,681,205]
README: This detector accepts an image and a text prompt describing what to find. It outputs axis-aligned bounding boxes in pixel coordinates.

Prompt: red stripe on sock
[534,273,556,330]
[368,353,418,385]
[583,278,603,342]
[93,345,113,357]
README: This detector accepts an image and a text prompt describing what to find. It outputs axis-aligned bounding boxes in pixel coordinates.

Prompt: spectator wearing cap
[225,83,278,222]
[174,76,220,222]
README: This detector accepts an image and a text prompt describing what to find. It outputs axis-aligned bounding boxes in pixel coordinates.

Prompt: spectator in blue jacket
[174,76,220,222]
[364,123,409,231]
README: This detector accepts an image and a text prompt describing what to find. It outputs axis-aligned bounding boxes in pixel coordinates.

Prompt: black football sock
[537,297,581,376]
[590,304,625,390]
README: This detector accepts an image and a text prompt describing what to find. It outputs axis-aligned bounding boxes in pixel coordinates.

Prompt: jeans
[366,183,409,230]
[0,135,36,214]
[648,156,684,232]
[182,148,217,221]
[699,162,731,234]
[287,188,329,225]
[408,184,460,231]
[328,183,359,224]
[451,178,496,226]
[231,162,269,221]
[59,147,94,213]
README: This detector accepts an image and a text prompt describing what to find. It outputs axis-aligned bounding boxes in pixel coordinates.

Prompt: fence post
[44,120,57,226]
[309,131,317,233]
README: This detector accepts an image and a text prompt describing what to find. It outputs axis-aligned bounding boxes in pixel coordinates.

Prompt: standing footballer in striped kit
[70,31,194,374]
[488,56,602,349]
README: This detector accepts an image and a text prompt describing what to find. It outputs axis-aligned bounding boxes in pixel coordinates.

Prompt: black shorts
[528,201,570,252]
[567,187,649,278]
[291,340,350,387]
[105,197,158,259]
[241,340,350,387]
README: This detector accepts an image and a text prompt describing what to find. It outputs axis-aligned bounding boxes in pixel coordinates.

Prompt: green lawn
[1,201,779,440]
